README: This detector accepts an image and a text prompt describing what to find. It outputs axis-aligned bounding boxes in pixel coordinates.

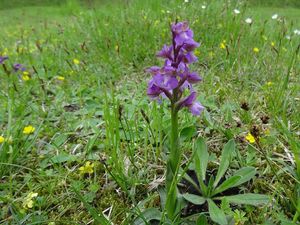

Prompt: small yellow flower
[220,42,226,49]
[245,133,255,143]
[79,161,94,175]
[253,47,259,53]
[0,136,5,143]
[23,125,35,135]
[73,58,80,65]
[22,192,38,209]
[56,76,65,81]
[266,81,273,86]
[22,71,30,81]
[22,75,30,81]
[271,42,275,47]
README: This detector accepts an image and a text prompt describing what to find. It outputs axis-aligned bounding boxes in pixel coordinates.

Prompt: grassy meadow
[0,0,299,224]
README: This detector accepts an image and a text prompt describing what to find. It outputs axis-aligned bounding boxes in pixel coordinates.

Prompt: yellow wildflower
[22,192,38,209]
[253,47,259,53]
[22,71,30,81]
[79,161,94,175]
[73,58,80,65]
[23,125,35,135]
[56,76,65,81]
[0,136,5,143]
[266,81,273,86]
[245,133,255,143]
[220,42,226,49]
[271,42,275,47]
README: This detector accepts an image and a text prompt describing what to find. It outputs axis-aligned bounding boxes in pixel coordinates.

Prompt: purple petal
[153,74,178,90]
[147,79,162,99]
[187,72,202,83]
[183,39,200,51]
[13,63,26,72]
[0,56,8,64]
[146,66,161,75]
[157,45,173,59]
[172,22,189,34]
[189,102,204,115]
[181,92,197,106]
[182,52,197,64]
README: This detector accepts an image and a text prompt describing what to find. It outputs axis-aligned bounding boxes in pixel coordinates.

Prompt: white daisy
[245,18,252,24]
[201,5,206,9]
[294,29,300,35]
[234,9,240,14]
[272,14,278,20]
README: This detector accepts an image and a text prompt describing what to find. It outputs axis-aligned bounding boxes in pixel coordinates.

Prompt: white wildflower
[234,9,240,14]
[272,14,278,20]
[245,18,252,24]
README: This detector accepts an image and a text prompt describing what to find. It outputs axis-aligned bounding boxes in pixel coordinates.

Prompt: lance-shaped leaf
[223,193,269,206]
[208,199,228,225]
[194,137,209,181]
[214,140,235,187]
[182,193,206,205]
[231,167,256,187]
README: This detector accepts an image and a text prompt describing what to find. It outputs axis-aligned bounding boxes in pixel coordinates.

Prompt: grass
[0,0,299,224]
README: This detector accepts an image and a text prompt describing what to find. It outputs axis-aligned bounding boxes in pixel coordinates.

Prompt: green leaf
[214,140,235,187]
[224,193,269,206]
[197,214,209,225]
[207,199,228,225]
[231,167,256,187]
[213,176,241,196]
[158,187,167,209]
[180,126,197,141]
[194,137,209,181]
[50,152,77,164]
[133,208,162,225]
[182,193,206,205]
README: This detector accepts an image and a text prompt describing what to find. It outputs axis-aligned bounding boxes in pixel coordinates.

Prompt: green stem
[165,103,180,221]
[170,105,179,173]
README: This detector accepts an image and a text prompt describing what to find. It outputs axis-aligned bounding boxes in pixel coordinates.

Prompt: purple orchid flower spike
[146,21,204,116]
[145,22,205,220]
[0,56,8,64]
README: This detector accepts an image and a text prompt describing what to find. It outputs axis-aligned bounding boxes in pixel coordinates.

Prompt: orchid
[146,21,204,220]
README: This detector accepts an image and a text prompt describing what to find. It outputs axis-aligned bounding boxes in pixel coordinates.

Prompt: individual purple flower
[178,92,204,116]
[153,74,178,91]
[147,79,163,100]
[146,21,204,116]
[157,45,173,60]
[0,56,8,64]
[13,63,26,72]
